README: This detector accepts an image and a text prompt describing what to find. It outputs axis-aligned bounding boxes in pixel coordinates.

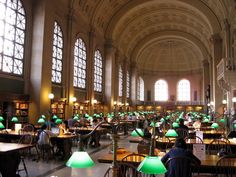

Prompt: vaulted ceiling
[72,0,236,73]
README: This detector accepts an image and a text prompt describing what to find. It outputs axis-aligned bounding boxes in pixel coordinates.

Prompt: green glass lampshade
[66,151,95,168]
[41,115,46,119]
[0,116,4,122]
[131,128,144,137]
[38,118,46,124]
[160,118,165,122]
[202,118,209,123]
[219,118,226,123]
[52,115,58,119]
[55,118,63,124]
[165,129,178,137]
[172,122,179,128]
[73,116,79,120]
[150,122,159,127]
[0,122,5,129]
[84,114,89,118]
[234,124,236,129]
[137,156,167,175]
[211,122,219,129]
[11,116,18,122]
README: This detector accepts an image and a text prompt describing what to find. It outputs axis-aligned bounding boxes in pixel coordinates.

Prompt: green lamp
[0,122,5,129]
[66,151,95,168]
[11,116,18,122]
[137,156,167,174]
[172,122,179,128]
[202,118,210,123]
[55,118,63,124]
[211,122,219,129]
[38,118,46,124]
[73,115,79,120]
[234,124,236,129]
[219,118,226,123]
[52,115,58,119]
[131,128,144,137]
[165,129,178,137]
[41,115,46,119]
[0,116,4,122]
[150,122,160,127]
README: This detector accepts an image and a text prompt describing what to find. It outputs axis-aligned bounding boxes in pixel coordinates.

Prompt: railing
[141,101,205,106]
[217,58,226,80]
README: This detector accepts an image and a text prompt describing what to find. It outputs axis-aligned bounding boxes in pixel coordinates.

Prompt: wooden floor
[19,134,160,177]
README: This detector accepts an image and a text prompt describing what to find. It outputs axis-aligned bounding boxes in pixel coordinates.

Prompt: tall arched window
[73,38,86,88]
[0,0,26,75]
[177,79,190,101]
[118,66,123,97]
[94,50,103,92]
[137,77,144,101]
[126,71,130,98]
[155,79,168,101]
[52,21,63,83]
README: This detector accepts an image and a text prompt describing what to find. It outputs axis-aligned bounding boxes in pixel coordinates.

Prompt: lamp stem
[149,121,156,156]
[111,134,119,177]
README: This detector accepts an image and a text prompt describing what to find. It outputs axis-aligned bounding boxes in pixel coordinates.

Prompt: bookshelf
[51,101,65,119]
[15,102,29,123]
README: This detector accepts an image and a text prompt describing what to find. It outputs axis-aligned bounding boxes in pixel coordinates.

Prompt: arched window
[137,77,144,101]
[52,21,63,83]
[73,38,86,88]
[94,50,103,92]
[155,79,168,101]
[177,79,190,101]
[118,66,123,97]
[0,0,26,75]
[126,71,130,98]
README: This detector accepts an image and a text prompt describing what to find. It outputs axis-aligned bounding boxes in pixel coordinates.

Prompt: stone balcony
[217,58,236,90]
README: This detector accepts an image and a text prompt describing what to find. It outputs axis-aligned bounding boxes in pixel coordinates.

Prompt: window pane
[126,71,130,98]
[155,80,168,101]
[94,50,103,92]
[0,0,25,75]
[119,66,123,97]
[51,21,63,83]
[177,79,190,101]
[73,38,87,88]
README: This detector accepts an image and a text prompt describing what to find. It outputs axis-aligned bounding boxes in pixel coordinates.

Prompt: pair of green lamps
[66,127,167,175]
[0,116,19,129]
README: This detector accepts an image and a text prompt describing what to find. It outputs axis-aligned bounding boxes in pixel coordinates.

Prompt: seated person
[37,124,56,146]
[79,116,90,127]
[192,118,201,130]
[89,118,101,147]
[178,118,189,130]
[161,138,201,177]
[227,131,236,138]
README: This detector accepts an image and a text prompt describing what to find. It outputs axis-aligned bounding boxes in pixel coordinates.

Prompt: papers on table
[193,144,206,160]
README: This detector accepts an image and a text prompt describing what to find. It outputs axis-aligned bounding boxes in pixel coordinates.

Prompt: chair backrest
[165,138,175,151]
[215,154,236,177]
[184,136,203,150]
[165,156,199,177]
[37,130,51,145]
[121,153,146,164]
[22,124,35,133]
[104,162,141,177]
[207,138,232,155]
[137,140,150,155]
[18,134,33,144]
[176,128,189,138]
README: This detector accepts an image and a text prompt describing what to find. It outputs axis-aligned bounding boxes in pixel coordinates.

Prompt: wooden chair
[37,131,54,161]
[121,153,146,164]
[104,162,140,177]
[185,135,204,150]
[206,138,232,155]
[17,134,33,177]
[215,154,236,177]
[165,156,200,177]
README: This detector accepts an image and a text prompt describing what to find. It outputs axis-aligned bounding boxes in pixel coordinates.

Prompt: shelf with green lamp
[0,116,5,129]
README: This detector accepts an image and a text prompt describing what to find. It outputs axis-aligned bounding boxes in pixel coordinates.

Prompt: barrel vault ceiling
[69,0,236,73]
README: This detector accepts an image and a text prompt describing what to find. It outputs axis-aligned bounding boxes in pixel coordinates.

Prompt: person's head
[174,138,187,149]
[41,124,47,130]
[179,118,184,125]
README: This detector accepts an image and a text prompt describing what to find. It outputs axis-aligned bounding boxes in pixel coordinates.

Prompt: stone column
[64,2,75,119]
[130,62,138,106]
[104,39,116,112]
[87,29,95,114]
[202,59,210,103]
[210,34,223,113]
[29,0,54,123]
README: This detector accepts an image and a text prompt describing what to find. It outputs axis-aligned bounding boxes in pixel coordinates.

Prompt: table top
[97,150,221,167]
[0,142,33,153]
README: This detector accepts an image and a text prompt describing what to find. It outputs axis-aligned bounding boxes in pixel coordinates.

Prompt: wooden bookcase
[51,101,65,119]
[15,102,29,123]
